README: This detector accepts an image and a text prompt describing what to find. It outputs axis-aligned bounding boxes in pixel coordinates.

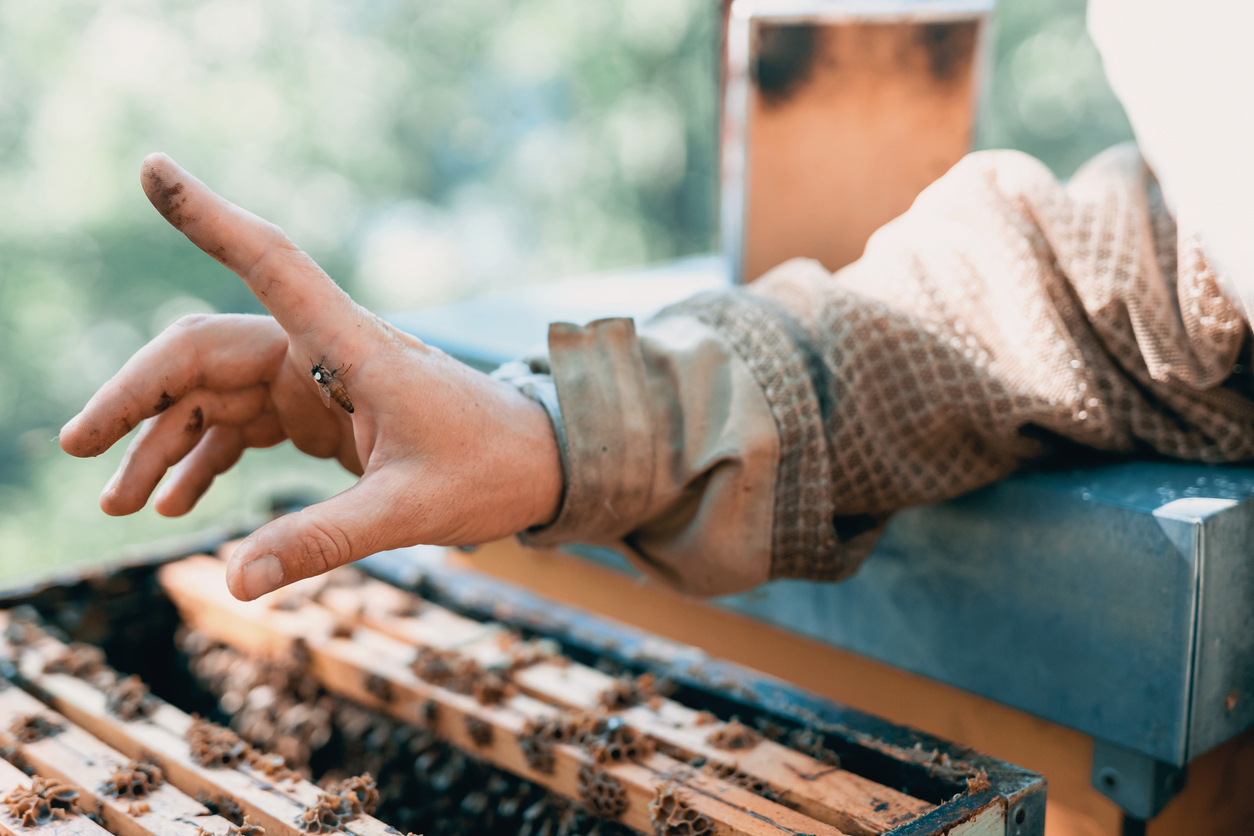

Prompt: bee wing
[316,381,332,409]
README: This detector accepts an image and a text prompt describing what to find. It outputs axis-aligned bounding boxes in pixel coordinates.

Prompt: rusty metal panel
[721,0,992,282]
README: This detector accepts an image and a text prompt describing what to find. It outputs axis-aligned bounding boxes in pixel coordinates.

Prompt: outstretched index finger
[140,152,357,341]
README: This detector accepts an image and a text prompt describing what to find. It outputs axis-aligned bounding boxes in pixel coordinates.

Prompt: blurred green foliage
[0,0,1131,577]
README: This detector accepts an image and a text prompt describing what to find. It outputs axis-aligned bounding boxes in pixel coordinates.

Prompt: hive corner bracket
[1089,737,1187,822]
[1151,497,1237,560]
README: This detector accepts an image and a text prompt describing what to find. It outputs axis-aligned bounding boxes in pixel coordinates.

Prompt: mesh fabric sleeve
[502,146,1254,597]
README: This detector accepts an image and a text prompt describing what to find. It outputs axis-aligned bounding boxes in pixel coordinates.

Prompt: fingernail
[240,554,284,600]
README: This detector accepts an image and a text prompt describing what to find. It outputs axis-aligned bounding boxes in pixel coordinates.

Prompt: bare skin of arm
[58,154,564,602]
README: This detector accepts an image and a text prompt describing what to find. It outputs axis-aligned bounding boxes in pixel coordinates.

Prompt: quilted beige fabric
[518,144,1254,591]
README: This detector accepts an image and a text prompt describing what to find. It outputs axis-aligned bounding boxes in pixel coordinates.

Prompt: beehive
[0,537,1043,836]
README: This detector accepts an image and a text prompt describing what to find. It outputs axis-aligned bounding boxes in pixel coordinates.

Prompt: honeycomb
[325,774,379,815]
[43,642,112,686]
[411,647,481,695]
[298,792,351,834]
[362,673,393,704]
[2,776,80,827]
[704,718,761,751]
[102,761,164,799]
[577,764,628,819]
[465,716,494,748]
[296,775,378,833]
[0,744,30,775]
[518,710,651,774]
[554,710,611,747]
[247,750,300,783]
[105,674,160,721]
[187,716,251,768]
[493,633,561,673]
[197,791,244,825]
[598,672,661,710]
[471,673,515,706]
[228,815,266,836]
[517,718,559,774]
[649,783,713,836]
[703,762,778,801]
[590,718,655,765]
[966,769,991,793]
[9,713,64,743]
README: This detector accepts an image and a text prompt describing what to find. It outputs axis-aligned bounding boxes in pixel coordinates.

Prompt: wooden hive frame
[0,529,1045,835]
[159,554,944,836]
[0,615,399,836]
[157,556,883,836]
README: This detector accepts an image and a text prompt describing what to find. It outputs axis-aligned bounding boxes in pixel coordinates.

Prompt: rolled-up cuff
[658,288,846,581]
[490,360,569,516]
[516,318,657,546]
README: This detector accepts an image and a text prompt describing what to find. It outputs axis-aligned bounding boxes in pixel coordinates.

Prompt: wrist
[491,361,568,532]
[515,393,565,530]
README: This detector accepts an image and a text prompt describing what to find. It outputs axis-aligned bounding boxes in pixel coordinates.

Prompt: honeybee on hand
[309,359,354,414]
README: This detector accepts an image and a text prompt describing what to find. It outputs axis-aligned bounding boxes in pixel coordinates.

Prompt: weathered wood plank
[0,683,234,836]
[160,556,850,836]
[318,571,934,835]
[0,753,113,836]
[947,800,1004,836]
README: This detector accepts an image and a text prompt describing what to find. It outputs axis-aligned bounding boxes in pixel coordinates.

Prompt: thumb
[225,477,405,601]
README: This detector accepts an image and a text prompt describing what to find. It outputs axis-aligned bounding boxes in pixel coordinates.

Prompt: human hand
[59,154,563,601]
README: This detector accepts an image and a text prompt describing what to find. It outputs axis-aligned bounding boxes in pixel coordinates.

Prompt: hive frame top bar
[0,530,1047,836]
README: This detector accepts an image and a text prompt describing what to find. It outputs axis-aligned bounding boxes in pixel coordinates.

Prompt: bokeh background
[0,0,1132,577]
